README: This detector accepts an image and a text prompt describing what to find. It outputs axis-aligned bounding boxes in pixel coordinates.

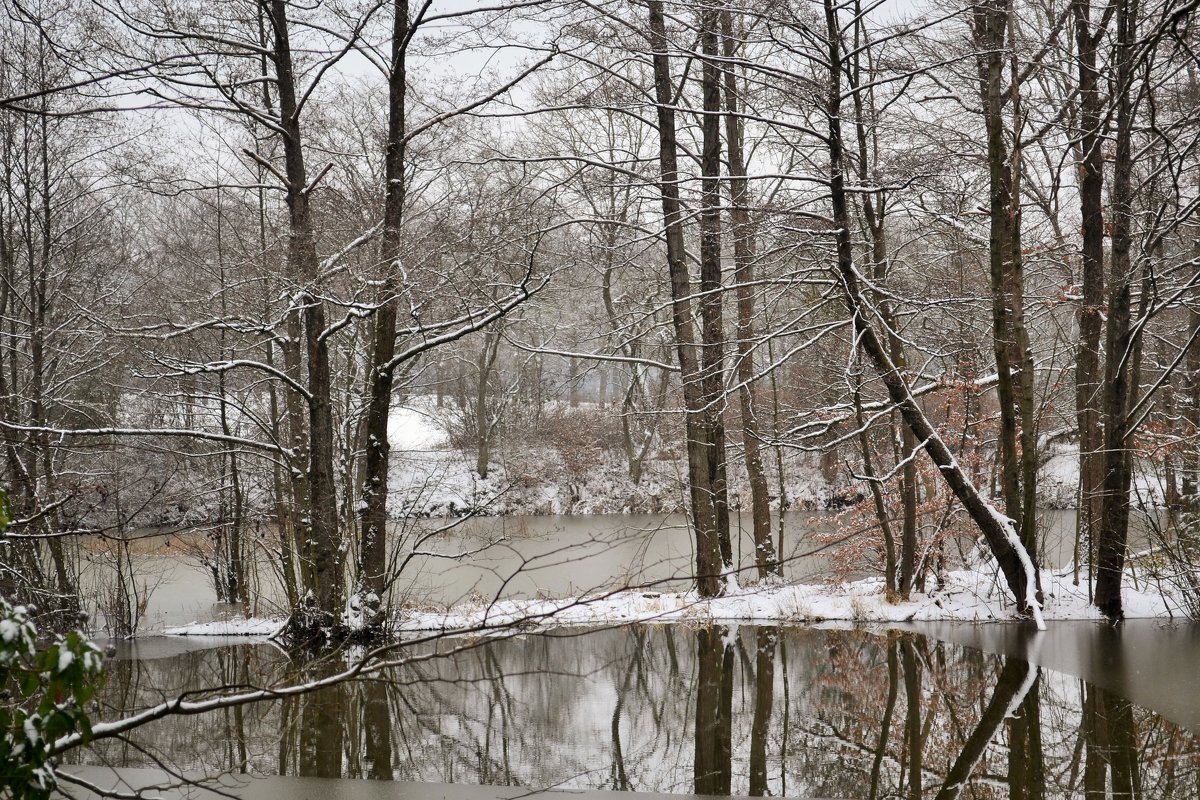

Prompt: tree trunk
[1072,0,1108,587]
[474,328,501,480]
[568,356,580,408]
[647,0,723,596]
[823,0,1042,624]
[856,387,899,596]
[267,342,300,608]
[215,187,247,607]
[1006,4,1040,581]
[357,0,410,618]
[698,6,733,574]
[974,0,1039,572]
[721,7,777,579]
[269,0,343,625]
[1094,0,1138,620]
[848,8,913,596]
[1182,306,1200,505]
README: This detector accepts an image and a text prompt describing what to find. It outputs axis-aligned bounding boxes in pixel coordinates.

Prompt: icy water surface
[65,621,1200,798]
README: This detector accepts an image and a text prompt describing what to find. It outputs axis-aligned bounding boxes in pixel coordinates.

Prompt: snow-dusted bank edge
[162,617,285,636]
[162,567,1185,637]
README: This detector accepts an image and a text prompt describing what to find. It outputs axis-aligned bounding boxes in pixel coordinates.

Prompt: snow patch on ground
[390,403,451,450]
[163,617,285,636]
[395,567,1176,632]
[160,567,1182,636]
[386,397,840,518]
[1038,439,1170,509]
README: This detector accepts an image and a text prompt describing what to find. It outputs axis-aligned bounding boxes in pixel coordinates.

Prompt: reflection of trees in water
[693,625,733,795]
[76,644,283,776]
[71,627,1200,797]
[1083,685,1139,797]
[748,627,776,796]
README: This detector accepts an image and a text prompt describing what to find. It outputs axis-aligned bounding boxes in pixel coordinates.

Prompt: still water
[120,512,837,630]
[66,621,1200,799]
[122,509,1094,632]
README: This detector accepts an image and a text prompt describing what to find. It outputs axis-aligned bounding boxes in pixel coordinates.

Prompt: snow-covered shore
[390,400,1169,518]
[386,399,847,518]
[162,565,1185,637]
[157,404,1185,638]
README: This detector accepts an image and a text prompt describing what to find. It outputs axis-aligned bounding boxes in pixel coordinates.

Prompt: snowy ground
[162,564,1185,637]
[393,399,1166,518]
[1038,439,1170,508]
[386,397,836,517]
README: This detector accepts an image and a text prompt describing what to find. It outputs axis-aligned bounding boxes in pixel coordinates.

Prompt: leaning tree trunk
[823,0,1043,625]
[647,0,723,596]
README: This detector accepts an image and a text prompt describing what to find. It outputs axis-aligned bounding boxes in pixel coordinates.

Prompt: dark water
[63,622,1200,799]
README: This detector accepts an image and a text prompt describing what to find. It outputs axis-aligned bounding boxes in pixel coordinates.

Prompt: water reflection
[73,626,1200,797]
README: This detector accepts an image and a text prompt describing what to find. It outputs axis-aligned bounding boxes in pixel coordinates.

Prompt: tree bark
[973,0,1040,572]
[1072,0,1107,587]
[721,7,777,579]
[647,0,723,596]
[823,0,1042,623]
[848,6,911,595]
[269,0,343,624]
[357,0,410,616]
[855,385,899,596]
[474,327,501,479]
[698,5,733,574]
[1094,0,1139,620]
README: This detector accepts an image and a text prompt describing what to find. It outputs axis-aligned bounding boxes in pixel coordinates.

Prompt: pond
[107,509,1099,632]
[63,620,1200,799]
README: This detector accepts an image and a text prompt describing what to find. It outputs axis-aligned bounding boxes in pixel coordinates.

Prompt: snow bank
[395,566,1177,632]
[163,617,285,636]
[390,403,450,451]
[1038,439,1171,509]
[385,397,840,518]
[160,567,1182,637]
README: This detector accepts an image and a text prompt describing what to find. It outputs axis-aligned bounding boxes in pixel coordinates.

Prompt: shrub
[1,489,105,800]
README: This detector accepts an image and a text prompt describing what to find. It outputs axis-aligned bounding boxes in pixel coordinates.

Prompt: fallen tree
[821,0,1043,628]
